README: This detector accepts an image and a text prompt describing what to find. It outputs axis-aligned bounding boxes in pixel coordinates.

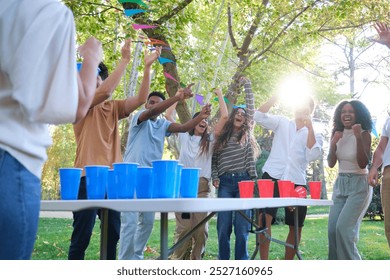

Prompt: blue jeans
[68,177,120,260]
[217,172,252,260]
[118,211,155,260]
[0,149,41,259]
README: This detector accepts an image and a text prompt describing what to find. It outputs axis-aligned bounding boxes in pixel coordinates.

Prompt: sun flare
[277,74,313,110]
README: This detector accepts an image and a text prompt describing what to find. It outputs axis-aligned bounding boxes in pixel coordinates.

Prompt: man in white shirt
[254,94,323,260]
[0,0,101,259]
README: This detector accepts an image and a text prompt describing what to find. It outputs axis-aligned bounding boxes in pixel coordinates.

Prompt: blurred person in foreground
[0,0,102,259]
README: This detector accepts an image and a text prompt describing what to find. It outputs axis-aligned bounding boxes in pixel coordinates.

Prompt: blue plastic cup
[152,160,179,198]
[85,165,109,199]
[175,164,183,198]
[77,62,100,76]
[113,162,138,199]
[59,168,82,200]
[180,168,201,198]
[107,169,118,199]
[136,166,154,199]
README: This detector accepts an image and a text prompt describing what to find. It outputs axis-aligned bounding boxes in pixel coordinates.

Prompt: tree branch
[243,1,319,73]
[155,0,194,25]
[269,50,326,78]
[227,4,238,50]
[240,0,270,56]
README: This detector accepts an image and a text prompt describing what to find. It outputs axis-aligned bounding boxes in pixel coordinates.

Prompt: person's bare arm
[138,84,194,123]
[123,46,162,116]
[327,131,343,168]
[75,37,102,123]
[213,88,228,137]
[168,104,211,133]
[90,39,132,108]
[368,136,388,186]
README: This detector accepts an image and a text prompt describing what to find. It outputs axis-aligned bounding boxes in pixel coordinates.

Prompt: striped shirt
[212,133,257,180]
[211,79,258,181]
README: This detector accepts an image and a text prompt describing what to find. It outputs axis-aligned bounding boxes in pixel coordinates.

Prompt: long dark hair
[331,100,373,136]
[190,112,210,156]
[213,107,260,158]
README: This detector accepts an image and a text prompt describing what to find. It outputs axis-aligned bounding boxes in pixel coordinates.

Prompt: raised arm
[258,94,278,113]
[353,124,372,169]
[75,37,103,123]
[123,46,162,116]
[213,88,228,136]
[138,84,194,123]
[168,104,211,133]
[327,131,343,168]
[90,39,132,108]
[239,77,255,127]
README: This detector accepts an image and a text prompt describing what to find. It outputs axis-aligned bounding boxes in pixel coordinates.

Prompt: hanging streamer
[124,9,147,17]
[158,57,175,64]
[214,96,230,105]
[164,72,179,84]
[195,94,205,105]
[372,119,379,138]
[132,23,158,30]
[149,46,172,51]
[119,0,149,8]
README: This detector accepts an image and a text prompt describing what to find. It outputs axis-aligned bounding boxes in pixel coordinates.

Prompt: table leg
[293,207,303,260]
[100,208,108,260]
[160,212,169,260]
[168,212,216,257]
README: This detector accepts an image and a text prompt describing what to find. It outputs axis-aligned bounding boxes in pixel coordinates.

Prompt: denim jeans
[217,172,251,260]
[68,177,120,260]
[0,149,41,259]
[118,211,155,260]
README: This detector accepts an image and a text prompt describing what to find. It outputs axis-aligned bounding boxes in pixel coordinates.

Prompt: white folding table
[40,198,333,260]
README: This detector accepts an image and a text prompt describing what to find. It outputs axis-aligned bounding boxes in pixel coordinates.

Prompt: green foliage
[41,124,76,199]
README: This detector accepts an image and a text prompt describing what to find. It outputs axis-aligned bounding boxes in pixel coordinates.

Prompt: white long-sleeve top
[254,111,323,185]
[0,0,79,178]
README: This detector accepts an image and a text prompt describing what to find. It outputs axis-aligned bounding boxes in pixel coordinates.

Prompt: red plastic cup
[309,181,321,199]
[295,186,307,198]
[238,180,254,198]
[257,179,274,198]
[278,180,294,197]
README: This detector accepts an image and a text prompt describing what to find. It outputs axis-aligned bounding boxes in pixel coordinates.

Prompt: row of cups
[238,179,322,199]
[59,160,200,200]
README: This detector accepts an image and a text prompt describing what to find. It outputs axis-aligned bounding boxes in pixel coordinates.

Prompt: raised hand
[78,37,103,62]
[177,83,195,100]
[352,123,362,139]
[213,88,223,96]
[199,103,212,119]
[373,22,390,48]
[144,46,161,67]
[121,39,132,62]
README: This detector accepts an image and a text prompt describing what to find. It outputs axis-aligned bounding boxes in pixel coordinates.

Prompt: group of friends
[1,1,390,261]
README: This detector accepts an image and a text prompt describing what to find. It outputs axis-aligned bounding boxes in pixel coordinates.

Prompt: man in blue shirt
[118,87,211,260]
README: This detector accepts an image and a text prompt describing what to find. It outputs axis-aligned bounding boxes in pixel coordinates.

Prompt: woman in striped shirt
[211,77,260,260]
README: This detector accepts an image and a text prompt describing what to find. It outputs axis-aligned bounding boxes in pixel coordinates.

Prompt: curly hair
[331,99,373,136]
[213,107,260,158]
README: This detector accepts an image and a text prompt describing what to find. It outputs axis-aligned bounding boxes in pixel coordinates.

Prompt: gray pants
[328,173,372,260]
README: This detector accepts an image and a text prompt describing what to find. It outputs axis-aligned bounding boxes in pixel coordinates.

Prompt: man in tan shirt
[68,40,161,260]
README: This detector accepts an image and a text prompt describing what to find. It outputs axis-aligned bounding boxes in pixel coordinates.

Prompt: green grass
[32,208,389,260]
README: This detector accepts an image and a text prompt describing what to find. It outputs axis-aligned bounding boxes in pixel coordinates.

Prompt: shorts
[258,172,307,227]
